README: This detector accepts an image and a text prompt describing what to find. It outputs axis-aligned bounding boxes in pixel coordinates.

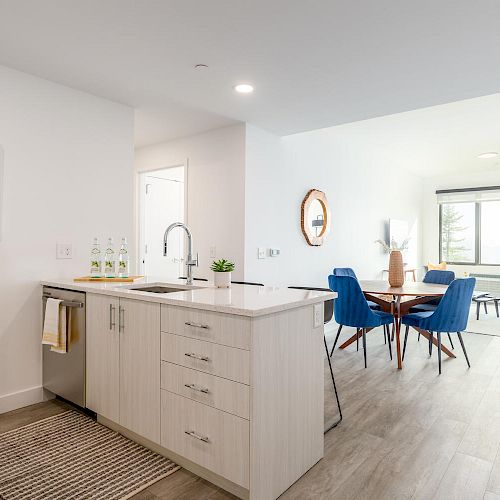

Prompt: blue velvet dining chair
[411,270,456,346]
[329,267,382,357]
[328,275,394,368]
[401,277,475,374]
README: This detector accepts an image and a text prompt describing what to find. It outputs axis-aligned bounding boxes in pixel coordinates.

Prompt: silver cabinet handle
[185,321,210,330]
[109,304,116,331]
[184,383,209,394]
[184,352,210,362]
[184,430,209,443]
[119,305,124,333]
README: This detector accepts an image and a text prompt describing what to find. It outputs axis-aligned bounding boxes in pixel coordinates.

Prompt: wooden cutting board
[74,276,144,283]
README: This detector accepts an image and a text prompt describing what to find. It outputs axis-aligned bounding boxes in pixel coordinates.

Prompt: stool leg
[495,300,499,318]
[447,332,454,349]
[477,301,480,320]
[437,332,442,375]
[330,325,343,357]
[484,302,488,314]
[324,335,342,432]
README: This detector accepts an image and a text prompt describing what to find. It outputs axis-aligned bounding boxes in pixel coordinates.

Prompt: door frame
[136,161,188,276]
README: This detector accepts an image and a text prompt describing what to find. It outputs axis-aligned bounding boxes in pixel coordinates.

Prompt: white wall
[423,169,500,276]
[245,124,424,287]
[134,124,246,280]
[0,65,134,412]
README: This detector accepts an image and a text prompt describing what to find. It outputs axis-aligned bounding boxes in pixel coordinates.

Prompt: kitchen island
[41,278,334,500]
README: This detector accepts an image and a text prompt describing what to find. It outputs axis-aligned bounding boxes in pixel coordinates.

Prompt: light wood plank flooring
[2,328,500,499]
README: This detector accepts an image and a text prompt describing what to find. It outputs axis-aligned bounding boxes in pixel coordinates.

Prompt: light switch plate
[209,246,216,258]
[56,243,72,259]
[258,247,266,259]
[313,303,323,328]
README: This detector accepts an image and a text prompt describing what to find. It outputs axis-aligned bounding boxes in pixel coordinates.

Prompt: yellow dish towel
[42,298,68,353]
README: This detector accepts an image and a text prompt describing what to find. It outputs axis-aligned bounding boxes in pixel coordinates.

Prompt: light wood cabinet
[119,298,160,443]
[86,294,120,422]
[86,293,160,443]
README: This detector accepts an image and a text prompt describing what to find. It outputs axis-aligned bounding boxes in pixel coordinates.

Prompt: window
[438,187,500,265]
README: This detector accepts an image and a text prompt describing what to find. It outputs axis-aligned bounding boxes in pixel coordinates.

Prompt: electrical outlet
[270,248,280,257]
[258,247,266,259]
[56,243,72,259]
[209,246,217,258]
[313,303,323,328]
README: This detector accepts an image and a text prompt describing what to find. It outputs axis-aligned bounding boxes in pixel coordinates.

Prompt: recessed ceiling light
[194,64,208,69]
[234,83,254,94]
[477,152,499,159]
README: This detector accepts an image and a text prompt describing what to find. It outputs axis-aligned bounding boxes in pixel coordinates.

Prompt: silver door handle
[184,383,209,394]
[119,306,124,333]
[184,352,210,362]
[109,304,116,330]
[185,321,210,330]
[184,430,210,443]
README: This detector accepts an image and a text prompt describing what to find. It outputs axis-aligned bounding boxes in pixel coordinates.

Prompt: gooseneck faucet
[163,222,198,285]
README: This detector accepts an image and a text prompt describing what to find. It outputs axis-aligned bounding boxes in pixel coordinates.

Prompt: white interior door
[140,167,185,279]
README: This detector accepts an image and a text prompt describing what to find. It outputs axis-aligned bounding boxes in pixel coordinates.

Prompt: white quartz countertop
[41,277,335,317]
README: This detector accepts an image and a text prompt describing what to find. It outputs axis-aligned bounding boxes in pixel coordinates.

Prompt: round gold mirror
[301,189,331,246]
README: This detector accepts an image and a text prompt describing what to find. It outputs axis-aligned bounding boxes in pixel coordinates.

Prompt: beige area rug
[0,410,180,500]
[466,304,500,337]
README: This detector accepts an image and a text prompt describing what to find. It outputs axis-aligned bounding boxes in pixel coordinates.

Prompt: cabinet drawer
[161,305,251,350]
[161,361,250,419]
[161,333,250,385]
[161,390,249,488]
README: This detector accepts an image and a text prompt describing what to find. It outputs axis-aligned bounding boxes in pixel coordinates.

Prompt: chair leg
[391,323,395,342]
[362,328,367,368]
[402,325,409,361]
[384,324,387,344]
[447,332,454,349]
[457,332,471,368]
[330,324,343,357]
[386,325,392,360]
[495,300,499,318]
[476,301,480,320]
[485,302,488,314]
[429,331,433,357]
[418,331,420,342]
[356,329,359,351]
[323,335,342,433]
[437,331,442,375]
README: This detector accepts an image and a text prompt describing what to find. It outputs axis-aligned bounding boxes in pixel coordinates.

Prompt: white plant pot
[214,271,231,288]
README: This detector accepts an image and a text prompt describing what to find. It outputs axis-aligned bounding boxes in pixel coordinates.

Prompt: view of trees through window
[440,200,500,264]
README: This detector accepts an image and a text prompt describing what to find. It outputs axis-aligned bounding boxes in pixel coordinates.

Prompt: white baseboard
[0,386,54,414]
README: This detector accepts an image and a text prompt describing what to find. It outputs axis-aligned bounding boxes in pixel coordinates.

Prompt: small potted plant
[211,258,235,288]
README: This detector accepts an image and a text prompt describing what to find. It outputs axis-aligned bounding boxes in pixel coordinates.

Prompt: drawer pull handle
[185,321,210,330]
[184,352,210,362]
[185,430,210,443]
[184,383,209,394]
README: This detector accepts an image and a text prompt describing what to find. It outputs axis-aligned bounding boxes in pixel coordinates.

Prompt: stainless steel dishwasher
[42,286,86,407]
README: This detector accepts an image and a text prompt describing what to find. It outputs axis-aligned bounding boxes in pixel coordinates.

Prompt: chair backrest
[423,270,455,285]
[333,267,357,278]
[328,275,380,328]
[288,286,333,323]
[423,278,476,333]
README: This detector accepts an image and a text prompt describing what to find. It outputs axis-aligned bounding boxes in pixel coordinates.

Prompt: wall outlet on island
[56,243,72,259]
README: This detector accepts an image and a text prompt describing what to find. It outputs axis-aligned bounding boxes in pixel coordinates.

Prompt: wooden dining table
[338,280,453,369]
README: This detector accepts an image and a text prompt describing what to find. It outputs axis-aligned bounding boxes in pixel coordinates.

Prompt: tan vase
[388,250,404,287]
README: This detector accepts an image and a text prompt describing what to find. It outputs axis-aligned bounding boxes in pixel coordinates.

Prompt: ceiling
[315,93,500,177]
[1,1,500,147]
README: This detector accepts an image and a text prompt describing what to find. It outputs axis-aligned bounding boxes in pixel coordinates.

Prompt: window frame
[438,196,500,266]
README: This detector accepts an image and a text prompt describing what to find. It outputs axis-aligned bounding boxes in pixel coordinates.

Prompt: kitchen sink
[130,286,188,294]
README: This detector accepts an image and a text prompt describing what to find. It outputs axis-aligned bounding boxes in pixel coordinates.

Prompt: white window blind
[437,187,500,204]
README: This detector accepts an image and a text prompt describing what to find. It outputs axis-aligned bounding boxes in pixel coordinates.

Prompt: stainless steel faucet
[163,222,198,285]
